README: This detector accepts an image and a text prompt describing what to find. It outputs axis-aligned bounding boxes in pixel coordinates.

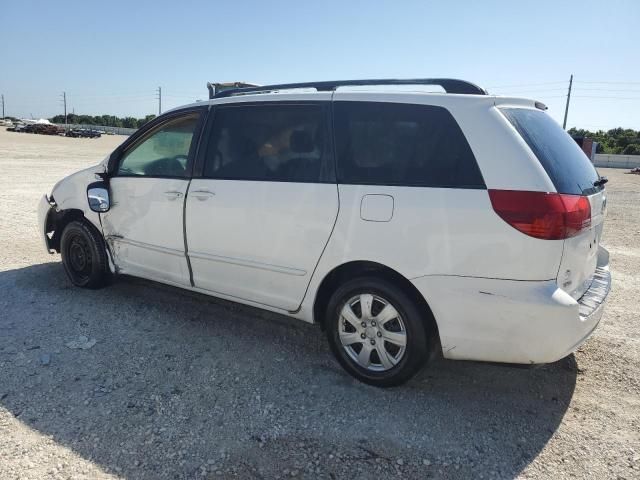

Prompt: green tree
[568,127,640,154]
[622,144,640,155]
[138,114,156,128]
[48,113,155,128]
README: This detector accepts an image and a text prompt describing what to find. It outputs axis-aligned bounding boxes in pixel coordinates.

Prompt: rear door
[185,101,339,311]
[501,108,606,299]
[101,110,204,286]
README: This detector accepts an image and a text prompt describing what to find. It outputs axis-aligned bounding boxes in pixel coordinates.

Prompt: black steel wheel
[60,220,109,289]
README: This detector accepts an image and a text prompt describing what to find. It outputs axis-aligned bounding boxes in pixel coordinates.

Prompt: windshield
[501,108,601,195]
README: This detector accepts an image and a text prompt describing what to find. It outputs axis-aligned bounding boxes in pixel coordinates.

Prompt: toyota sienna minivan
[38,79,611,386]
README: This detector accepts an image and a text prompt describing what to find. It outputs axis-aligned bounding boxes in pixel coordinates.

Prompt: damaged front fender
[37,194,56,253]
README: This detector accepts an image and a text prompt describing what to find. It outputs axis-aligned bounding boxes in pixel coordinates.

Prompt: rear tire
[325,276,430,387]
[60,220,109,289]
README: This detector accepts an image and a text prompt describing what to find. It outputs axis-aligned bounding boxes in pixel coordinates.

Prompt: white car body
[39,81,611,368]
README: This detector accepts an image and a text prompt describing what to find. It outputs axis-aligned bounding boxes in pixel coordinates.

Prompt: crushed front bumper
[38,194,55,253]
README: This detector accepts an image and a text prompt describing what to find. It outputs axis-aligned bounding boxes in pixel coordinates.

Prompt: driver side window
[118,113,200,177]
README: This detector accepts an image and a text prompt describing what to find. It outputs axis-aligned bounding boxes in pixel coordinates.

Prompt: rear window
[333,101,485,188]
[501,108,600,195]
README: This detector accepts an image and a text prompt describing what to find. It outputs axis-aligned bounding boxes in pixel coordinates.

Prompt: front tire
[60,220,109,289]
[325,277,430,387]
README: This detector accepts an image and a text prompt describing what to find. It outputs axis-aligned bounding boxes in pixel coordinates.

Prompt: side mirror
[87,182,110,212]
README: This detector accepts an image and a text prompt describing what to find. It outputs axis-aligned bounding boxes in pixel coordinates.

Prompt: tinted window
[333,101,484,188]
[204,104,333,183]
[118,114,199,177]
[501,108,600,195]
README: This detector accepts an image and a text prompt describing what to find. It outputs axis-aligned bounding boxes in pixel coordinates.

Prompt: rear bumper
[559,246,611,357]
[38,194,54,253]
[411,246,611,364]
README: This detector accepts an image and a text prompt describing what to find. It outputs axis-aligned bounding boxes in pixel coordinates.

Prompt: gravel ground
[0,128,638,480]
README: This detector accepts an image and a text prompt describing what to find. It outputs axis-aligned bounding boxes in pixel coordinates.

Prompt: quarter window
[204,104,333,183]
[118,113,200,177]
[333,101,484,188]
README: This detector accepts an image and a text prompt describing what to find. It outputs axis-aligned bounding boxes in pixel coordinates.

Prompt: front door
[186,101,339,311]
[101,110,203,286]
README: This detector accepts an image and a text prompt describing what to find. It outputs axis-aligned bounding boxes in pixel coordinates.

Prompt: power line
[70,91,155,98]
[486,81,566,89]
[71,97,156,104]
[574,80,640,85]
[489,88,567,94]
[572,95,640,100]
[572,87,640,93]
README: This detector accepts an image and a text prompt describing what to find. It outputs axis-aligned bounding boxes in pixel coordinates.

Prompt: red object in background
[572,136,596,160]
[580,137,594,159]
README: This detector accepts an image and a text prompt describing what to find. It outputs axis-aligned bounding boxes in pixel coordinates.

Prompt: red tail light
[488,190,591,240]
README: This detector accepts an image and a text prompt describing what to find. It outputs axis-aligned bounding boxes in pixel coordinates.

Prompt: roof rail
[209,78,487,99]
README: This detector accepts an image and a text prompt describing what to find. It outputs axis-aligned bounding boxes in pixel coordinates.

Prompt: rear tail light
[488,190,591,240]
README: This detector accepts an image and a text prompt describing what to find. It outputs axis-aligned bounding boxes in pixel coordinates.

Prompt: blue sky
[2,0,638,129]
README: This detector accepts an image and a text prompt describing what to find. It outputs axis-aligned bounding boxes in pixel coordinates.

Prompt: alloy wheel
[338,294,407,371]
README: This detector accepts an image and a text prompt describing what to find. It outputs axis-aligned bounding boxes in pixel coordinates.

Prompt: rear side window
[333,101,484,188]
[203,103,334,183]
[501,108,600,195]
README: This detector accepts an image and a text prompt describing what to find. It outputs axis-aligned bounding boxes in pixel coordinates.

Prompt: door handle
[190,190,215,201]
[164,191,183,200]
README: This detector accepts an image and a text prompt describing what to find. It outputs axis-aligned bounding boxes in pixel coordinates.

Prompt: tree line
[49,114,157,129]
[568,127,640,155]
[8,112,640,154]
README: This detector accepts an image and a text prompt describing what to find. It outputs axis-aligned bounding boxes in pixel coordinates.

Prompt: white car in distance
[38,79,611,387]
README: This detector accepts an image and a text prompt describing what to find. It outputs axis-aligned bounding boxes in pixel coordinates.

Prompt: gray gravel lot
[0,129,638,479]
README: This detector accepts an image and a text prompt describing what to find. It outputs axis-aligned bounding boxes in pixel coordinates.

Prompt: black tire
[60,220,110,289]
[325,276,430,387]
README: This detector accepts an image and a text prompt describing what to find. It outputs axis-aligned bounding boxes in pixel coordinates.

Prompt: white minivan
[38,79,611,386]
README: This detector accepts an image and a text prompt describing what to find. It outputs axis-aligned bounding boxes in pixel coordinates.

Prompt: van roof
[168,90,542,116]
[167,79,545,115]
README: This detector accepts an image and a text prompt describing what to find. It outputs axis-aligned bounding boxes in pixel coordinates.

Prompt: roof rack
[207,82,260,99]
[209,78,487,99]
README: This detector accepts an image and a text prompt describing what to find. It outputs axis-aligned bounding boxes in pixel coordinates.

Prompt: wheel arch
[312,260,442,353]
[47,208,99,253]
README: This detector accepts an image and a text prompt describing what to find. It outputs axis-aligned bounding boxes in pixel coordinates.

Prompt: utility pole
[61,92,67,128]
[562,74,573,130]
[1,94,4,119]
[157,86,162,115]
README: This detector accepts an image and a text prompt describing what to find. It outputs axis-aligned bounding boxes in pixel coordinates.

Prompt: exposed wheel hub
[66,234,92,275]
[70,243,86,270]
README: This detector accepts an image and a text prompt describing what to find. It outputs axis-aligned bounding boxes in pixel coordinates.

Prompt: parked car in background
[32,124,64,135]
[38,79,611,387]
[86,129,102,138]
[65,128,102,138]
